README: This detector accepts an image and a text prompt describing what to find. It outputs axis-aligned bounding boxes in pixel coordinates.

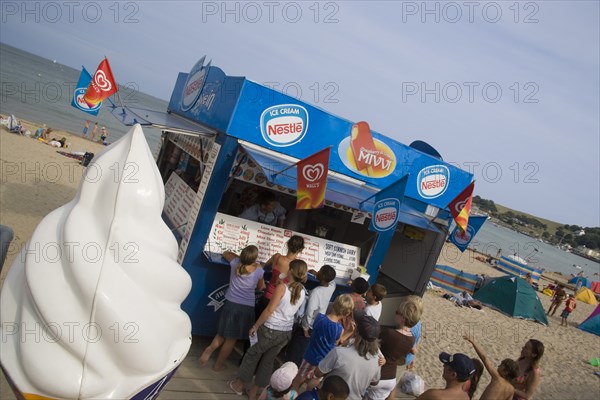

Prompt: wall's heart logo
[94,70,112,92]
[302,163,324,182]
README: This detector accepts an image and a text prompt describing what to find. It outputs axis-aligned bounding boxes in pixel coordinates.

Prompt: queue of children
[200,236,399,400]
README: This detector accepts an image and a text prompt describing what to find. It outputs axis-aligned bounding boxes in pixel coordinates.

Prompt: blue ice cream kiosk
[112,57,473,335]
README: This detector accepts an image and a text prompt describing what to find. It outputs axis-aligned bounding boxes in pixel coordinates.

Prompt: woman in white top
[230,259,308,400]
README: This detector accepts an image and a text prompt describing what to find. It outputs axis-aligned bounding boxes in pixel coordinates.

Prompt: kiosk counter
[112,57,473,335]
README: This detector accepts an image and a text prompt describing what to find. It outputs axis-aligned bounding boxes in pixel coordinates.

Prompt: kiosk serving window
[207,146,377,280]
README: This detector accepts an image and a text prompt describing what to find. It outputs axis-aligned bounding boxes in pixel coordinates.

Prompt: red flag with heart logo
[296,148,330,209]
[83,58,118,107]
[447,181,475,232]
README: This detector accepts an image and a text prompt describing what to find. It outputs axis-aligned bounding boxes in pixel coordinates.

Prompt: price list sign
[204,213,360,278]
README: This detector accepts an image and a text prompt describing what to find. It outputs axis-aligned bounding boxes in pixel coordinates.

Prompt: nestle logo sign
[260,104,309,147]
[181,56,209,112]
[372,198,400,232]
[417,165,450,199]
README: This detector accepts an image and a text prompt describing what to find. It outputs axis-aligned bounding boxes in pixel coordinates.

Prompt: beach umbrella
[473,275,548,325]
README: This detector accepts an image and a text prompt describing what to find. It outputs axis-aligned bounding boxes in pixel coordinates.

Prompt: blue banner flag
[368,175,408,233]
[449,215,488,252]
[71,66,101,116]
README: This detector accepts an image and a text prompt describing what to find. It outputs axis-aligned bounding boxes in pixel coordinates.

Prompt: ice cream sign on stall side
[338,121,396,178]
[260,104,309,147]
[371,198,400,232]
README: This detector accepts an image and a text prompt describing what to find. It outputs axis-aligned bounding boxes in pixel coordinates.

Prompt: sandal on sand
[228,380,243,396]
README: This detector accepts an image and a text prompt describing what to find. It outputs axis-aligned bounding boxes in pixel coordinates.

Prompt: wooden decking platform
[2,335,415,399]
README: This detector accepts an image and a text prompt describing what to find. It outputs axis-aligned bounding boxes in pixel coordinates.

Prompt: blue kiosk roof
[115,59,473,223]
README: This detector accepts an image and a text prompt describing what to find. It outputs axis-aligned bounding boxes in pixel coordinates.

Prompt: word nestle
[422,179,446,191]
[267,122,303,135]
[376,211,397,223]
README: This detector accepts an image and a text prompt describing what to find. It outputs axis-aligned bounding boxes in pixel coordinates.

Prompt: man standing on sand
[82,120,91,137]
[463,335,520,400]
[547,283,567,316]
[416,352,475,400]
[91,122,99,141]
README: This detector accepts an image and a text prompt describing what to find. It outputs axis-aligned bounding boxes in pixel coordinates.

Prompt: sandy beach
[1,119,599,399]
[0,117,105,280]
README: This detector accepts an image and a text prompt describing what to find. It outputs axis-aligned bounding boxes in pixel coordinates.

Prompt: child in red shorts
[560,294,577,326]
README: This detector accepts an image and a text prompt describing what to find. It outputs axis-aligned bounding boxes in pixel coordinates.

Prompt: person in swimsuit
[256,235,305,319]
[547,284,566,316]
[512,339,544,400]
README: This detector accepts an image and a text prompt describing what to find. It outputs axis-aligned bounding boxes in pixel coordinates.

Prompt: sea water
[469,222,599,278]
[0,43,166,151]
[2,44,599,280]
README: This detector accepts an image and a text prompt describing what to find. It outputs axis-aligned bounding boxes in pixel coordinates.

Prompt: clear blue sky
[1,1,598,227]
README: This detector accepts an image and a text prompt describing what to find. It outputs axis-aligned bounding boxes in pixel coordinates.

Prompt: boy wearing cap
[315,314,381,400]
[258,362,299,400]
[416,352,475,400]
[463,335,519,400]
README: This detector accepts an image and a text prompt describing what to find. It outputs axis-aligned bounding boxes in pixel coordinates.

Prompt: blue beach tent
[473,275,548,325]
[578,304,600,336]
[568,276,592,289]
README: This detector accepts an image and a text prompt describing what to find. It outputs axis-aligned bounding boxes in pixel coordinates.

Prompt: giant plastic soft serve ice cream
[0,125,192,399]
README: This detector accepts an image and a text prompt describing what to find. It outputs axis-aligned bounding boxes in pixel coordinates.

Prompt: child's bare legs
[200,335,225,366]
[213,338,237,371]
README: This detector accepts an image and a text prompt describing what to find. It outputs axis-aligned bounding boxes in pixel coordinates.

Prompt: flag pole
[271,146,331,180]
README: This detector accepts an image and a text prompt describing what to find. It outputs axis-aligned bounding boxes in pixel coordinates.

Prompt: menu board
[163,172,196,235]
[178,143,221,263]
[204,212,360,279]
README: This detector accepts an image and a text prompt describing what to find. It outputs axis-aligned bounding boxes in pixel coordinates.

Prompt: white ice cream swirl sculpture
[0,125,192,399]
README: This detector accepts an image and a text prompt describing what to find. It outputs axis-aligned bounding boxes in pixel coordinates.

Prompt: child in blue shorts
[292,294,354,392]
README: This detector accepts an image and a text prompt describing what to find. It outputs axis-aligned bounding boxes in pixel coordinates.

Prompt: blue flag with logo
[449,215,488,252]
[368,175,408,233]
[71,66,101,116]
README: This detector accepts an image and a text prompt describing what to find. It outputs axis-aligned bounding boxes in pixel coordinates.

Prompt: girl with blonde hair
[230,259,308,400]
[200,245,264,371]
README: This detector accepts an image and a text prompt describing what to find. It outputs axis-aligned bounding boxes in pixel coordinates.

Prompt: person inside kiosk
[217,178,373,270]
[239,190,287,228]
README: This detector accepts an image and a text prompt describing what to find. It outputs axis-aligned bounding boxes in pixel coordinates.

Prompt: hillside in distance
[473,196,600,251]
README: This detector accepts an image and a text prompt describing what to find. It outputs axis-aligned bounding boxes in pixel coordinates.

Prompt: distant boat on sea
[507,254,528,265]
